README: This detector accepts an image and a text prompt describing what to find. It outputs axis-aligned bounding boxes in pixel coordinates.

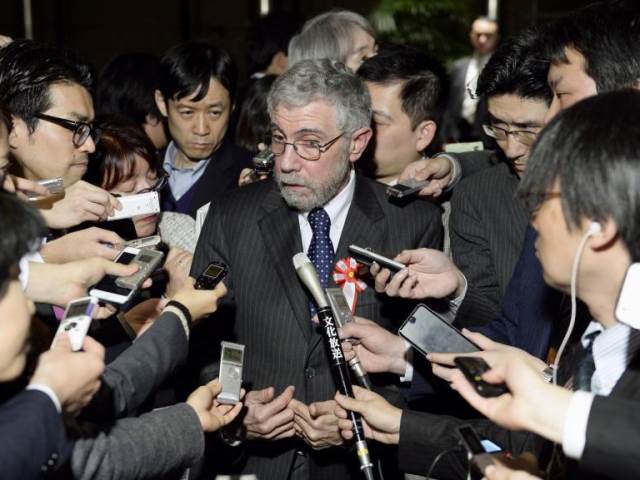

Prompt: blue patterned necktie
[307,207,335,316]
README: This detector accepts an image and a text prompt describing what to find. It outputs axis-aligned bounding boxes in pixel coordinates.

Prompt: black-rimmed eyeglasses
[270,133,343,161]
[35,113,102,148]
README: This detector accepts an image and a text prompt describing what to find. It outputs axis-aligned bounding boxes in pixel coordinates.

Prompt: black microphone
[293,253,375,480]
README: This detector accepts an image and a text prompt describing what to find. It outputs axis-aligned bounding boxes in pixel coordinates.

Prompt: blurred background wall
[0,0,598,74]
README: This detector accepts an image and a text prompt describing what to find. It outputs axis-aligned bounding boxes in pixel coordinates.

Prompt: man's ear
[272,51,288,75]
[8,115,27,150]
[587,217,618,252]
[632,78,640,91]
[414,120,437,153]
[348,127,373,163]
[154,90,168,118]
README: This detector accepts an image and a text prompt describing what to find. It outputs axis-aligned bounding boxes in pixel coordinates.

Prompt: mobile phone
[454,357,509,397]
[325,287,353,327]
[27,177,65,200]
[89,247,140,304]
[218,341,245,404]
[124,235,162,249]
[107,191,160,221]
[52,296,98,351]
[616,263,640,329]
[194,262,228,290]
[115,248,164,290]
[348,245,405,273]
[386,178,430,199]
[252,149,275,176]
[399,304,480,355]
[457,425,498,474]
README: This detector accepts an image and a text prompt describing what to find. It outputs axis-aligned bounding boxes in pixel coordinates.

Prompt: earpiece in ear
[588,221,602,235]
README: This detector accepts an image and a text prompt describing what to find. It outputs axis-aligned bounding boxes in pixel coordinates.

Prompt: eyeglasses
[270,133,343,161]
[35,113,101,148]
[111,170,168,198]
[482,124,541,147]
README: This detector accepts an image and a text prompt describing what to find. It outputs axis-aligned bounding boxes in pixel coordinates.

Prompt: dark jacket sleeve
[82,309,190,421]
[580,395,640,479]
[72,403,204,480]
[397,408,545,478]
[0,389,72,478]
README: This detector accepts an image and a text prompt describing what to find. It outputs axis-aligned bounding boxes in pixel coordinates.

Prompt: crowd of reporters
[1,1,640,479]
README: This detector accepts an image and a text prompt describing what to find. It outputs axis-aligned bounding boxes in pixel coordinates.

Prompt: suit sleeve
[81,309,190,421]
[579,395,640,479]
[0,389,71,478]
[449,183,501,328]
[72,403,204,480]
[397,409,545,478]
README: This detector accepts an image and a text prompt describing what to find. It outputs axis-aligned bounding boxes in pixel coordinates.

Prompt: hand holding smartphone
[348,245,405,273]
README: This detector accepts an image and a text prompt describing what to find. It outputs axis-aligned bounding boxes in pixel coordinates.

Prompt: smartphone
[89,247,140,304]
[194,262,228,290]
[115,248,164,290]
[386,178,430,199]
[399,304,480,356]
[348,245,405,273]
[218,341,245,404]
[52,296,98,351]
[616,263,640,329]
[124,235,162,249]
[454,357,509,397]
[457,425,498,475]
[252,149,275,176]
[107,191,160,221]
[325,287,353,327]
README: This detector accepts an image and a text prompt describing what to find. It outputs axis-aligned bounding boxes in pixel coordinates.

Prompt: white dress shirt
[562,321,640,459]
[298,169,355,254]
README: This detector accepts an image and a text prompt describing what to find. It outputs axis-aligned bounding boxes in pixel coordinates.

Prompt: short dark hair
[0,39,92,132]
[159,42,238,105]
[543,1,640,93]
[0,101,11,130]
[235,75,277,152]
[519,90,640,261]
[0,191,46,294]
[85,115,160,191]
[96,53,163,125]
[357,44,447,129]
[476,27,551,103]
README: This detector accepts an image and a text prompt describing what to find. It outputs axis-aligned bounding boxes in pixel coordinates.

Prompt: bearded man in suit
[191,58,442,479]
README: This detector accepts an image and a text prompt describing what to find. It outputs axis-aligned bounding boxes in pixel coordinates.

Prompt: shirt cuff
[399,340,414,382]
[435,153,461,190]
[562,390,595,460]
[447,274,468,316]
[27,383,62,413]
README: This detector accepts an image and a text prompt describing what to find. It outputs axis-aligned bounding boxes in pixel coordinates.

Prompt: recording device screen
[223,347,243,363]
[93,252,136,295]
[205,264,224,278]
[66,301,89,318]
[399,304,480,355]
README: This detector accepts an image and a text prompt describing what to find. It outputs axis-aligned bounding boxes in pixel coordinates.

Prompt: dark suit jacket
[162,139,252,218]
[190,173,443,479]
[450,162,528,328]
[0,389,71,478]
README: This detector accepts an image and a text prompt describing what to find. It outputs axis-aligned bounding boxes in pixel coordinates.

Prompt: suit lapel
[258,187,313,342]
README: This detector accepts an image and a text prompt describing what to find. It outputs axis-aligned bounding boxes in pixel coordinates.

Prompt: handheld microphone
[293,253,375,480]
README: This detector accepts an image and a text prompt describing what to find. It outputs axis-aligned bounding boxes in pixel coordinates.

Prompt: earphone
[552,219,601,385]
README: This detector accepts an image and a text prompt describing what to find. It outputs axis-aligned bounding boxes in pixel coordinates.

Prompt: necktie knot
[308,208,331,234]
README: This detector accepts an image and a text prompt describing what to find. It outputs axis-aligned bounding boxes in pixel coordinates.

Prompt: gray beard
[275,158,351,212]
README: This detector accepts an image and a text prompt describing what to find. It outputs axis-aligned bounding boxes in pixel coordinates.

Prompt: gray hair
[288,10,375,68]
[268,58,371,135]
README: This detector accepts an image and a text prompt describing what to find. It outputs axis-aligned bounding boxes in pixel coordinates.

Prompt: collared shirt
[563,321,640,459]
[297,169,356,254]
[163,141,211,201]
[461,53,491,124]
